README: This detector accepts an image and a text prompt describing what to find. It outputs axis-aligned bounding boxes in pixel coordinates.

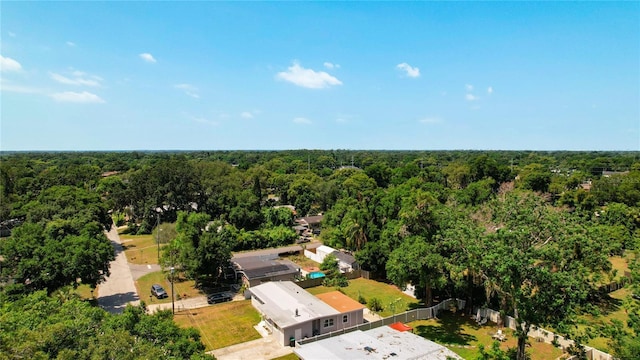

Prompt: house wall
[338,309,364,328]
[316,247,333,260]
[279,312,363,347]
[305,246,337,264]
[282,320,315,346]
[338,261,353,273]
[304,249,324,264]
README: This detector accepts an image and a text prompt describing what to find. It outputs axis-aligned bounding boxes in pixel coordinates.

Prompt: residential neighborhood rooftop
[232,255,299,280]
[249,281,338,328]
[294,326,463,360]
[316,291,365,313]
[332,250,357,266]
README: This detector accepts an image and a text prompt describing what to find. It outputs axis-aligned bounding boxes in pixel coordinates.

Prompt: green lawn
[581,287,635,353]
[409,311,565,360]
[306,278,419,317]
[135,271,204,304]
[281,253,321,271]
[120,234,165,265]
[270,353,298,360]
[610,256,629,278]
[173,300,262,351]
[75,284,96,300]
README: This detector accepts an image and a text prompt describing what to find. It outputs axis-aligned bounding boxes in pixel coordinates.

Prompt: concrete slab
[210,337,293,360]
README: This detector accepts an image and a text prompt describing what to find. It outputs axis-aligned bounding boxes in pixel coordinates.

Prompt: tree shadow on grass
[591,293,623,316]
[414,311,477,346]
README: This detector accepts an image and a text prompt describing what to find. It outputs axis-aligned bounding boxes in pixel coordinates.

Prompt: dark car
[207,292,232,304]
[151,284,168,299]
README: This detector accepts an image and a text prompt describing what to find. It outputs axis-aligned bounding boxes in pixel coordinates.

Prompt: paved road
[147,295,209,313]
[130,263,162,281]
[97,226,140,313]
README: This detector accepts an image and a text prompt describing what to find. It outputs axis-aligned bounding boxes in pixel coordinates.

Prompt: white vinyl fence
[297,298,465,346]
[475,308,613,360]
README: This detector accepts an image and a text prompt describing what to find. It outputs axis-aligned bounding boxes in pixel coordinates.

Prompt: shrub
[358,294,367,304]
[368,297,383,313]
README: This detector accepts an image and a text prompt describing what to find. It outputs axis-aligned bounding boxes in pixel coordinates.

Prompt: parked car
[296,237,310,244]
[207,292,232,304]
[151,284,168,299]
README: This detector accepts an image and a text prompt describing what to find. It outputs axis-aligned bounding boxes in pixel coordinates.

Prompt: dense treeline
[1,150,640,359]
[0,291,212,360]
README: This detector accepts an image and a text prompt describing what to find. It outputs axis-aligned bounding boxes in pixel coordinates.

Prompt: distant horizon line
[1,149,639,153]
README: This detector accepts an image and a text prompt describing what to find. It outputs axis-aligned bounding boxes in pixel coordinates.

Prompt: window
[323,318,334,328]
[343,315,348,323]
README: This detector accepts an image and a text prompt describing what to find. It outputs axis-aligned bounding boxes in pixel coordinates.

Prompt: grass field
[75,284,96,300]
[581,287,635,353]
[173,300,262,351]
[269,353,298,360]
[281,253,321,270]
[609,256,629,278]
[409,311,565,360]
[135,271,204,304]
[120,234,165,265]
[306,278,419,317]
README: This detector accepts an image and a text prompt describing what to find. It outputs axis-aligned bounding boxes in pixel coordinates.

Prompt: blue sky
[1,1,638,151]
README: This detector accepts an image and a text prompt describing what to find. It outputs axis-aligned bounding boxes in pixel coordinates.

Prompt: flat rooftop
[232,255,299,280]
[250,281,338,328]
[294,326,463,360]
[316,291,365,313]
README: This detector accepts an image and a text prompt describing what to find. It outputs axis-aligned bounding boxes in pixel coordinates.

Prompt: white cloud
[323,62,340,69]
[0,55,22,72]
[139,53,157,63]
[0,79,43,94]
[465,84,474,92]
[50,91,105,103]
[241,111,254,119]
[419,117,443,124]
[293,117,312,124]
[487,86,493,94]
[396,62,420,78]
[50,72,101,87]
[465,94,478,101]
[174,83,199,98]
[193,116,219,126]
[276,62,342,89]
[66,41,76,47]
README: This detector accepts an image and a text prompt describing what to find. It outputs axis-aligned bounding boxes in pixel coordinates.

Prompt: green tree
[262,207,295,228]
[320,254,348,287]
[0,291,213,359]
[0,221,114,294]
[386,236,445,306]
[516,163,551,192]
[482,191,610,360]
[164,212,233,286]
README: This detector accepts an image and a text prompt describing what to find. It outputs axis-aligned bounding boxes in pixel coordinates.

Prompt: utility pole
[156,213,160,262]
[170,267,175,314]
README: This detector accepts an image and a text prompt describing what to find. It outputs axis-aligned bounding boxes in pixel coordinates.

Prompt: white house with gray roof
[249,281,364,346]
[304,245,359,273]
